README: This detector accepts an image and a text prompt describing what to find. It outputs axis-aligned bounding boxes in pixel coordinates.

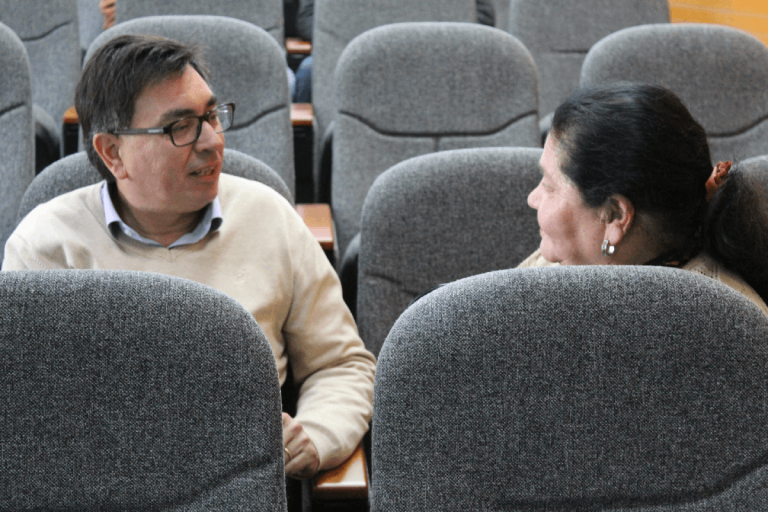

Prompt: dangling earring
[601,239,615,257]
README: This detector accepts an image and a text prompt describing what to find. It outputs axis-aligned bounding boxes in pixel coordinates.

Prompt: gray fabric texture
[491,0,508,31]
[357,147,542,356]
[311,0,476,185]
[738,155,768,192]
[332,22,539,256]
[18,149,293,222]
[581,23,768,164]
[508,0,669,118]
[77,0,103,51]
[84,15,295,195]
[0,21,34,266]
[372,266,768,511]
[115,0,285,45]
[0,0,81,132]
[0,269,286,510]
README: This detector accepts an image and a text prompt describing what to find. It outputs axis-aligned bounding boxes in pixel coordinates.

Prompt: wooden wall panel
[670,1,768,45]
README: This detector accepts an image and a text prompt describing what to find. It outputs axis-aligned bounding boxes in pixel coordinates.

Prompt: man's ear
[92,133,126,180]
[601,195,635,246]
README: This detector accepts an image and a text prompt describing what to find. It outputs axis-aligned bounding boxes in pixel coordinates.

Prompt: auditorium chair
[115,0,285,45]
[332,22,539,303]
[77,0,104,54]
[580,23,768,164]
[84,15,296,195]
[0,269,287,510]
[0,0,81,172]
[739,154,768,191]
[372,266,768,510]
[507,0,669,141]
[356,147,542,356]
[0,21,34,267]
[311,0,478,201]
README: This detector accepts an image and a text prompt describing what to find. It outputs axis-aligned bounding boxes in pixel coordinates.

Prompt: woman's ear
[92,133,126,180]
[602,195,635,246]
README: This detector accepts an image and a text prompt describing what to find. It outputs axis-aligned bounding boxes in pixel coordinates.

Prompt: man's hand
[282,412,320,479]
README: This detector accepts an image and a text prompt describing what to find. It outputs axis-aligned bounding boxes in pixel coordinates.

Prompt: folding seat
[580,23,768,164]
[85,15,295,195]
[372,265,768,510]
[0,0,82,170]
[332,22,539,280]
[739,155,768,191]
[18,149,292,223]
[114,0,285,45]
[312,0,477,200]
[508,0,669,139]
[0,269,286,510]
[77,0,105,53]
[357,147,542,356]
[0,21,34,266]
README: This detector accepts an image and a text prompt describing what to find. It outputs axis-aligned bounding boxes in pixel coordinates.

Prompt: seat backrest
[581,23,768,164]
[0,0,81,128]
[332,22,539,256]
[372,265,768,510]
[18,149,293,222]
[0,21,34,263]
[508,0,669,118]
[77,0,104,52]
[357,147,542,356]
[739,154,768,192]
[115,0,285,45]
[312,0,477,175]
[0,269,286,510]
[85,15,295,195]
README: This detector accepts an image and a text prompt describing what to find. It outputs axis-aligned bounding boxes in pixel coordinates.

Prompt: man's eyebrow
[157,96,218,125]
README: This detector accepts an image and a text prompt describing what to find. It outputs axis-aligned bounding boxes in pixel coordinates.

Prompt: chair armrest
[64,105,79,125]
[291,103,313,128]
[296,203,334,251]
[286,37,312,55]
[311,442,368,501]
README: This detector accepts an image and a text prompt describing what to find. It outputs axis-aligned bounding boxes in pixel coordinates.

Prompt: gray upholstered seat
[357,147,542,356]
[85,15,295,195]
[508,0,669,136]
[18,149,293,222]
[0,269,286,510]
[580,23,768,164]
[332,22,539,261]
[0,21,34,266]
[0,0,81,138]
[372,265,768,510]
[77,0,104,53]
[739,154,768,192]
[115,0,285,45]
[312,0,478,196]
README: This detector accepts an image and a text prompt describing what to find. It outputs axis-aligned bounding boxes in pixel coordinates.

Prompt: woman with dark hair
[522,82,768,316]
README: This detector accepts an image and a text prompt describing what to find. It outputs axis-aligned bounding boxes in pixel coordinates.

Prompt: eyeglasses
[111,103,235,147]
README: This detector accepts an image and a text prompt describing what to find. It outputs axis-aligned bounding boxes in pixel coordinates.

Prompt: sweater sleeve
[281,216,376,470]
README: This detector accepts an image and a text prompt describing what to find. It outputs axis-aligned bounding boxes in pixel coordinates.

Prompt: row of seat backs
[329,19,768,261]
[355,147,768,358]
[371,264,768,510]
[0,269,287,510]
[0,21,34,262]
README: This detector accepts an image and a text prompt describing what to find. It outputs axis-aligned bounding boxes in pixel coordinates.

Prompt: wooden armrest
[291,103,313,128]
[311,443,368,501]
[286,37,312,55]
[64,105,79,125]
[296,203,333,251]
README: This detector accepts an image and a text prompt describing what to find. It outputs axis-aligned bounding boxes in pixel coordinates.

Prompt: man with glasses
[3,35,375,482]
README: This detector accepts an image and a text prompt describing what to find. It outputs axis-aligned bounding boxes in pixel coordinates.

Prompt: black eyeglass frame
[110,102,236,147]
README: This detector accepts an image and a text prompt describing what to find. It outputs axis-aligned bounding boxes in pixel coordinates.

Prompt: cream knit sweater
[3,173,376,470]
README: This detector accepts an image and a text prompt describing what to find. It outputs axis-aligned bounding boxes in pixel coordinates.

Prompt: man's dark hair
[75,34,210,181]
[551,82,768,301]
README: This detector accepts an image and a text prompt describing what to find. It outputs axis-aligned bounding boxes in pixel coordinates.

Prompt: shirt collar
[100,181,222,248]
